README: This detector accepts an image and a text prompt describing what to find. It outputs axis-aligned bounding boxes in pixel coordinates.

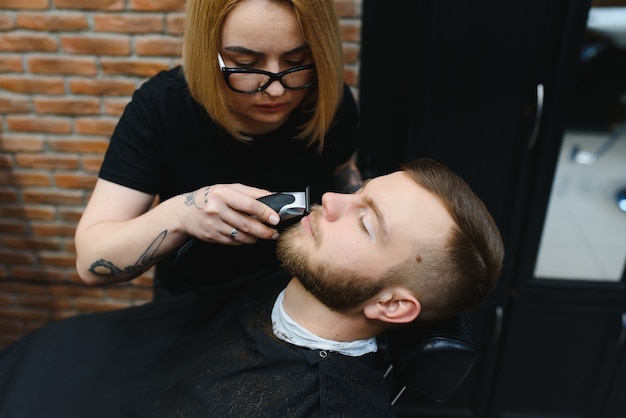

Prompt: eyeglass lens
[227,67,315,92]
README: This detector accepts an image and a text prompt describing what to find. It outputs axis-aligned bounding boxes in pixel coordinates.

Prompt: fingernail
[269,215,280,225]
[272,233,279,240]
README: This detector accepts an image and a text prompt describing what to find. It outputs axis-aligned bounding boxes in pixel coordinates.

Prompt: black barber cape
[0,270,395,418]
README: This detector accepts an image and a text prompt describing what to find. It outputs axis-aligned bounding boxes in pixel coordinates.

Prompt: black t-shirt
[0,270,395,417]
[98,66,359,295]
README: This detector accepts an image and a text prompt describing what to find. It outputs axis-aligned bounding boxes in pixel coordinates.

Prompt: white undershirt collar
[271,289,378,357]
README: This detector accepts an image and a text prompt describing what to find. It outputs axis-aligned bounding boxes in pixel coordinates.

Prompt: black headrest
[382,313,476,404]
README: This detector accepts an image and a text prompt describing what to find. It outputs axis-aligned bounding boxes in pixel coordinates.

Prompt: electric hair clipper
[175,186,310,292]
[257,186,310,224]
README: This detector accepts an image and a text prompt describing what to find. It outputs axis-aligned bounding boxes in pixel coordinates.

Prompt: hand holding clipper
[257,186,310,223]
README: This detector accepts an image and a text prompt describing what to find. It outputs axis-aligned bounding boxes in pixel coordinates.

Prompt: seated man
[0,158,504,417]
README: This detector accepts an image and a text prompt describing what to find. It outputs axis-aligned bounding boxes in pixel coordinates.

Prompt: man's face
[276,171,455,311]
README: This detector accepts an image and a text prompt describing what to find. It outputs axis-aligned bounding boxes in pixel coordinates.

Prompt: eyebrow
[222,44,310,57]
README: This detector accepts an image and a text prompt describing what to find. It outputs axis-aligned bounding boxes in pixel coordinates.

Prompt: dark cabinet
[490,293,626,417]
[358,1,626,417]
[605,340,626,417]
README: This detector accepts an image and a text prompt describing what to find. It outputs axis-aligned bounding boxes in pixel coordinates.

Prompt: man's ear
[363,288,421,324]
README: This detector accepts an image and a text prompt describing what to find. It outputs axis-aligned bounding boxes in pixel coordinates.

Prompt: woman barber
[75,0,362,298]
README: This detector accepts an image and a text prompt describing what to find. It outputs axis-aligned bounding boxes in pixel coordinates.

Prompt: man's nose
[321,192,353,221]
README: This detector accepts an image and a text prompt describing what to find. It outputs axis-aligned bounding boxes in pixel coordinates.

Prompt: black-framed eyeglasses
[218,53,316,94]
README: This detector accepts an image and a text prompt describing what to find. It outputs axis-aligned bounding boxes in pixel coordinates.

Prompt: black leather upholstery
[381,314,477,404]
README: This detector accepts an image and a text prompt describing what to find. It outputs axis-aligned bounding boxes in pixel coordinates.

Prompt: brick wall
[0,0,362,349]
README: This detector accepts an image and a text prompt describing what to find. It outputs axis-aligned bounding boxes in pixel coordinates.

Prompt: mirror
[534,5,626,282]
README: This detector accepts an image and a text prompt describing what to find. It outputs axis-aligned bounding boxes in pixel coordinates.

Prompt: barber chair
[380,314,477,405]
[175,244,477,407]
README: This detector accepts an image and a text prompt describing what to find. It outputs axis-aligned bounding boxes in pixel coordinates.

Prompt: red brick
[68,78,137,96]
[48,137,110,153]
[59,207,83,222]
[0,251,37,264]
[22,189,83,205]
[0,281,50,296]
[345,68,358,89]
[17,295,74,310]
[73,299,129,313]
[0,307,49,322]
[0,95,31,113]
[0,171,52,187]
[54,0,124,11]
[0,75,65,94]
[31,223,76,237]
[335,0,360,17]
[93,14,164,33]
[132,270,155,287]
[16,12,88,31]
[16,154,80,170]
[135,36,181,57]
[82,156,105,172]
[0,33,58,52]
[50,310,80,321]
[0,294,15,307]
[55,172,98,189]
[7,115,72,134]
[49,284,106,298]
[10,266,68,282]
[340,21,361,43]
[130,0,185,12]
[39,253,76,268]
[0,135,45,152]
[0,14,14,30]
[343,44,359,65]
[0,204,55,220]
[0,160,14,172]
[101,58,170,77]
[0,156,15,170]
[28,56,97,75]
[74,117,118,136]
[64,237,76,250]
[166,14,184,35]
[34,97,100,115]
[2,236,63,251]
[0,0,49,10]
[0,220,28,234]
[61,35,131,56]
[0,55,23,72]
[104,98,129,116]
[0,188,18,202]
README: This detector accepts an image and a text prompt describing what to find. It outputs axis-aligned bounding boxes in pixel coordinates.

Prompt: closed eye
[284,57,309,66]
[359,213,376,242]
[358,215,368,233]
[230,59,257,69]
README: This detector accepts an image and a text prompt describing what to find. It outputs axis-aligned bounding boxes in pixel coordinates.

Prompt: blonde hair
[182,0,345,152]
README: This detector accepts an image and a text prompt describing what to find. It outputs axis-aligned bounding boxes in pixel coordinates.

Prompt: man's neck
[281,278,377,342]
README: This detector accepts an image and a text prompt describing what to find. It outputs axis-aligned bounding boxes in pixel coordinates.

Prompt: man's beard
[276,221,385,312]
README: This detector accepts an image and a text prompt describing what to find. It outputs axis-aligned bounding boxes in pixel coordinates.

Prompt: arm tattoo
[88,230,167,280]
[334,159,363,194]
[185,186,211,209]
